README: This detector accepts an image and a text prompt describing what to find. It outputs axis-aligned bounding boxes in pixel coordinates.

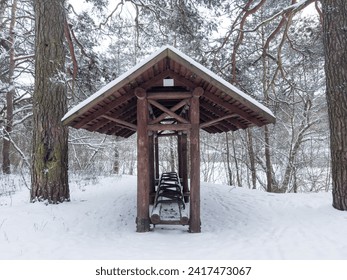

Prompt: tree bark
[321,0,347,210]
[31,0,69,203]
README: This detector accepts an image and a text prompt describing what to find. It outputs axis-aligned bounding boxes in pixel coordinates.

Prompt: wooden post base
[136,217,150,232]
[189,219,201,233]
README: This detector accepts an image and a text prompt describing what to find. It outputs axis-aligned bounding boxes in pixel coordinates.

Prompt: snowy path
[1,175,346,259]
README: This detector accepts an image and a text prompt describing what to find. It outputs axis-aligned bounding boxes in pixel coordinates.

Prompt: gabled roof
[62,45,275,138]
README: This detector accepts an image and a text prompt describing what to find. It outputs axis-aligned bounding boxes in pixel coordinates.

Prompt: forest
[0,0,346,207]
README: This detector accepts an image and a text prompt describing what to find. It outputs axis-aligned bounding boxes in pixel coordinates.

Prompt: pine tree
[321,0,347,210]
[31,0,69,203]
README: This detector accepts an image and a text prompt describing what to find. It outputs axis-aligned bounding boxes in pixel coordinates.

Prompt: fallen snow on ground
[1,175,346,260]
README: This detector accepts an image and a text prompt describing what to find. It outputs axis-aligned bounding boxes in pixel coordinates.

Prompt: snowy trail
[1,175,346,260]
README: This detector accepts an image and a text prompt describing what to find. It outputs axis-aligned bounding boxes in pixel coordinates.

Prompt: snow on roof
[62,45,275,122]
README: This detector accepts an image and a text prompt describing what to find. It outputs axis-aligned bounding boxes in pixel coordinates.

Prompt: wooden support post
[178,133,183,179]
[135,87,150,232]
[189,87,203,233]
[155,135,159,180]
[149,132,155,204]
[182,132,189,203]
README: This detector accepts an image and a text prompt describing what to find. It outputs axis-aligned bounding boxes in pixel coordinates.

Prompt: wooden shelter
[62,46,276,233]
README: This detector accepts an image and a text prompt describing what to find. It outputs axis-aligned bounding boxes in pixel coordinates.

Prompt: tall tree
[321,0,347,210]
[31,0,69,203]
[2,0,17,174]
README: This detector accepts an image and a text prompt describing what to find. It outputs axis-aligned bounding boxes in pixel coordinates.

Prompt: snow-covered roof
[62,45,275,137]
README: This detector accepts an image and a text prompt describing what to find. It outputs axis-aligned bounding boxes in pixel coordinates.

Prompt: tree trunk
[231,131,241,187]
[31,0,69,203]
[113,137,119,174]
[2,0,16,174]
[225,132,233,185]
[246,129,257,189]
[169,136,175,172]
[321,0,347,210]
[264,125,274,192]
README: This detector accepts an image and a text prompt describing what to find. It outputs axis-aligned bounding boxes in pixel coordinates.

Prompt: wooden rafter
[200,114,238,129]
[102,115,137,131]
[74,91,135,129]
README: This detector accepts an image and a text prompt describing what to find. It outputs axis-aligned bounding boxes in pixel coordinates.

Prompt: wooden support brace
[150,99,190,125]
[149,99,190,125]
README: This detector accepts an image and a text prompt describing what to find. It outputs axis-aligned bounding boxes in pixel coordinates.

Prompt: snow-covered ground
[1,175,346,260]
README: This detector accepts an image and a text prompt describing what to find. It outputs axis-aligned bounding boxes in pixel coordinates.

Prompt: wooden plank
[135,87,150,232]
[148,99,189,124]
[189,87,203,233]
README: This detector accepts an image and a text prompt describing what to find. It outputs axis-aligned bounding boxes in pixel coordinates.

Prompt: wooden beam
[148,99,189,125]
[147,123,191,131]
[200,114,238,129]
[150,98,190,124]
[147,91,192,100]
[102,115,137,131]
[189,87,203,233]
[87,118,110,131]
[88,101,137,131]
[135,87,150,232]
[200,112,225,133]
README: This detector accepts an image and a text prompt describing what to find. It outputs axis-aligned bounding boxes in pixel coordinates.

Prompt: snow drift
[1,175,346,260]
